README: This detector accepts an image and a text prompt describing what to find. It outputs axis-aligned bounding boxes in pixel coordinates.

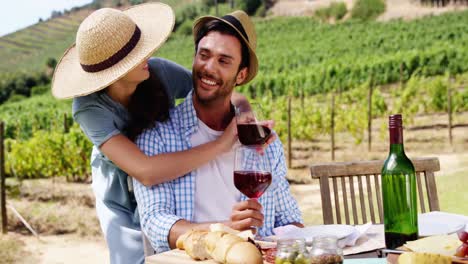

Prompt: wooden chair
[310,157,440,225]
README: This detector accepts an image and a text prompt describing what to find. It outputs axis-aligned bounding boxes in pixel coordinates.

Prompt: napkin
[273,224,302,237]
[338,222,372,248]
[272,223,372,247]
[272,223,385,255]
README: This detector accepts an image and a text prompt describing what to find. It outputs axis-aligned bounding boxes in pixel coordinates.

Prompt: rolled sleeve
[133,127,181,252]
[133,181,182,252]
[269,140,303,227]
[73,103,121,147]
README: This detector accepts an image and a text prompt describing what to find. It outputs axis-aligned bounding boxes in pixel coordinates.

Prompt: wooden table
[146,224,386,264]
[146,212,468,263]
[146,250,391,264]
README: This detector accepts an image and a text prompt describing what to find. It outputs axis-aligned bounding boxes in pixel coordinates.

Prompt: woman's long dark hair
[127,72,170,141]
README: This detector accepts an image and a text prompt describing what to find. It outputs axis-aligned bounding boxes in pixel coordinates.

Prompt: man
[133,10,303,253]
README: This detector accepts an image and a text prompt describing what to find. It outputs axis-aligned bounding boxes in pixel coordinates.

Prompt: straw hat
[52,3,175,99]
[192,10,258,85]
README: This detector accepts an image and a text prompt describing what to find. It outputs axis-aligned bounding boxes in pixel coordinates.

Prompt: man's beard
[193,73,236,106]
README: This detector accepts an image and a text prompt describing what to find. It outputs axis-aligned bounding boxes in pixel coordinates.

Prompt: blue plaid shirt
[133,91,303,253]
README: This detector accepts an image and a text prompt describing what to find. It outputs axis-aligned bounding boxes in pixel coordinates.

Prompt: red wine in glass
[237,124,271,146]
[233,170,272,199]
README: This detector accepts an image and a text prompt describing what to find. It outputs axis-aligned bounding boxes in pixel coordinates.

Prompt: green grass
[6,178,101,237]
[0,235,27,264]
[437,168,468,215]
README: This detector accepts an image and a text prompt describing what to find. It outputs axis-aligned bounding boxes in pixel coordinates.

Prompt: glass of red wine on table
[233,105,272,239]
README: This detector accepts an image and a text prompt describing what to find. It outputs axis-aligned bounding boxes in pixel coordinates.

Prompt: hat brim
[192,16,258,85]
[52,3,175,99]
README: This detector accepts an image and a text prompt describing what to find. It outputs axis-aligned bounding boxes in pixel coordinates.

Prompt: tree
[46,58,57,70]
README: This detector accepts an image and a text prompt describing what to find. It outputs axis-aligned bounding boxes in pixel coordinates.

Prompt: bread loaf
[211,233,244,263]
[205,231,225,255]
[225,242,263,264]
[183,230,211,260]
[176,229,192,250]
[177,226,262,264]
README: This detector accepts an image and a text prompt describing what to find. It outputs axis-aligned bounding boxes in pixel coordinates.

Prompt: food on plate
[226,241,264,264]
[205,231,226,255]
[402,234,461,256]
[274,238,310,264]
[309,254,343,264]
[263,248,277,263]
[176,229,192,250]
[210,223,255,240]
[211,233,245,262]
[455,242,468,258]
[458,230,468,243]
[397,252,451,264]
[176,224,262,264]
[184,230,211,260]
[274,251,309,264]
[455,229,468,258]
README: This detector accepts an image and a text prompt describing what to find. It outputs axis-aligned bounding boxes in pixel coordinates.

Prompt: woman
[51,3,255,264]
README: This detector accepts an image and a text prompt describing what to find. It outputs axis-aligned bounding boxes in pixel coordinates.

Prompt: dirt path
[19,234,109,264]
[378,0,467,21]
[270,0,467,20]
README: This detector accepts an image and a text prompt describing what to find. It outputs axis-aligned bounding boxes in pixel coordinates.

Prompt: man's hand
[227,199,264,231]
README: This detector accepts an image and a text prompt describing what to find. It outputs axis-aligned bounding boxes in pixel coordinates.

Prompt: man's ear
[235,67,248,85]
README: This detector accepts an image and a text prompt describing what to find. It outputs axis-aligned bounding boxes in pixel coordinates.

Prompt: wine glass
[233,146,272,237]
[235,104,271,147]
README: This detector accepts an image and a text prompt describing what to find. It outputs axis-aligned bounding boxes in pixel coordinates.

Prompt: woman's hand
[217,119,239,153]
[255,120,276,155]
[216,119,277,154]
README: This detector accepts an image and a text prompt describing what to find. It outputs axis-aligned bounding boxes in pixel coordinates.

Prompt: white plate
[280,224,356,243]
[418,216,465,237]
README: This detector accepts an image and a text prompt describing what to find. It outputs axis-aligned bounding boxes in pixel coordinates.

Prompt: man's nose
[203,58,216,74]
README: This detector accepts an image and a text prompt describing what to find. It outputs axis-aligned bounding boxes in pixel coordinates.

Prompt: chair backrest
[310,157,440,225]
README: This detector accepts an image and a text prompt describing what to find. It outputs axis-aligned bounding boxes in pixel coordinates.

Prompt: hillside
[0,9,90,73]
[2,0,468,75]
[0,0,191,74]
[270,0,468,19]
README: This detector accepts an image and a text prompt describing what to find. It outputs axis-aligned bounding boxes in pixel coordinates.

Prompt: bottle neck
[389,126,405,155]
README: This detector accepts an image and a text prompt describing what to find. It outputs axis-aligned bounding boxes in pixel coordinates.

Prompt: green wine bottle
[382,114,418,249]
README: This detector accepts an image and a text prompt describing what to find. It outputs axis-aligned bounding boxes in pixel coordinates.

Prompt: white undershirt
[191,119,240,223]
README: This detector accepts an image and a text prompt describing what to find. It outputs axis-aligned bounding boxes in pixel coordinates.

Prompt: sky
[0,0,93,37]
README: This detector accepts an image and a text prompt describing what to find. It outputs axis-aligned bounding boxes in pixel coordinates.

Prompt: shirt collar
[177,90,198,135]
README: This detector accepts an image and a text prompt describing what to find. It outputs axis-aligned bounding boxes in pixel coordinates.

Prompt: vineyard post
[1,121,6,234]
[331,92,335,161]
[448,75,453,146]
[368,74,373,152]
[301,86,305,108]
[63,113,68,133]
[215,0,219,16]
[287,96,292,169]
[400,63,404,89]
